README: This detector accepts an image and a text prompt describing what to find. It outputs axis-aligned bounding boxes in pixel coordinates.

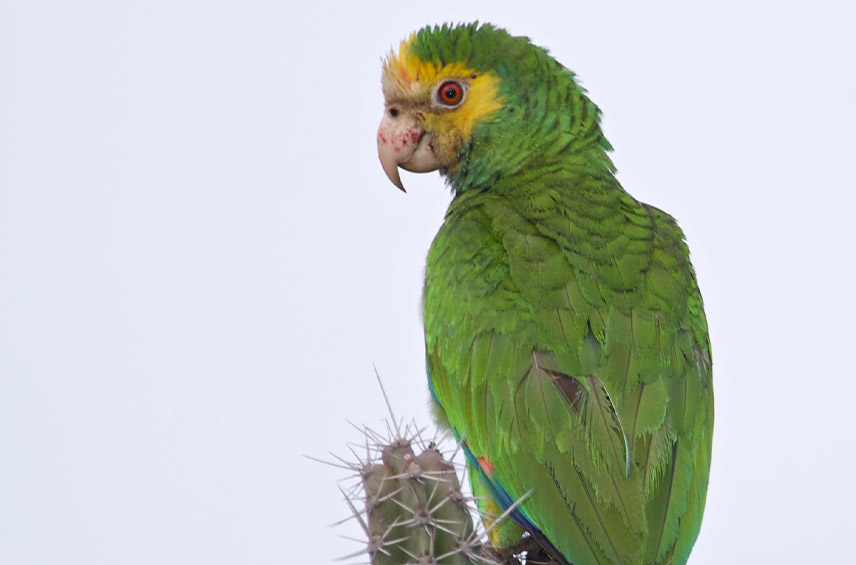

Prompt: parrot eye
[436,81,465,106]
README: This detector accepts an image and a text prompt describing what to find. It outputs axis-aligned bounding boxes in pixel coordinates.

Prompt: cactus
[357,436,485,564]
[326,377,560,565]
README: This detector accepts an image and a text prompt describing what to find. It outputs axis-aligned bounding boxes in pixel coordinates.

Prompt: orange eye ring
[437,81,464,106]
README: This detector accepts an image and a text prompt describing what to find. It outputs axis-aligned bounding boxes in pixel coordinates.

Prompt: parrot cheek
[377,110,441,191]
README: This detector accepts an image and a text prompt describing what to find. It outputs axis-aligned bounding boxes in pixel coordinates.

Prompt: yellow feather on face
[381,36,504,167]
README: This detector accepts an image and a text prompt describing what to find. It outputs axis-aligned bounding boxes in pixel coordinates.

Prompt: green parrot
[377,23,712,564]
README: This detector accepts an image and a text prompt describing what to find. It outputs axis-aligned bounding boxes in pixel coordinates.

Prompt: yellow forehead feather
[391,35,473,86]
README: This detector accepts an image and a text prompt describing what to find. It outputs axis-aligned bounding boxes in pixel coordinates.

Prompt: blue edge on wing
[427,371,568,563]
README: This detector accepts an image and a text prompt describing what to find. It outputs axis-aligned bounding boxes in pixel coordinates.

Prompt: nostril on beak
[388,107,400,118]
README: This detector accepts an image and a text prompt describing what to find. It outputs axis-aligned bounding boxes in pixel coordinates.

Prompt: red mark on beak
[379,126,423,154]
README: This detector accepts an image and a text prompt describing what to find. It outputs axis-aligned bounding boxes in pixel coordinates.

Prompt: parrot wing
[425,181,713,564]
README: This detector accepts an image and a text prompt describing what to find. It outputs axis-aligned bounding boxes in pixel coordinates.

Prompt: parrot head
[377,23,613,192]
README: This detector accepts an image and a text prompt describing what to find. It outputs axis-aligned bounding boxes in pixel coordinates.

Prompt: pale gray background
[2,1,854,563]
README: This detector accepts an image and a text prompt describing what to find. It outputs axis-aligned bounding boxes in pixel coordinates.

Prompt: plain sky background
[1,1,855,563]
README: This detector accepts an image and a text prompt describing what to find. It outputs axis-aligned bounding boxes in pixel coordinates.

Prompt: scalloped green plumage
[405,23,713,565]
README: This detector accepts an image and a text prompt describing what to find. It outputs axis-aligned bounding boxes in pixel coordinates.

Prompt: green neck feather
[410,23,617,194]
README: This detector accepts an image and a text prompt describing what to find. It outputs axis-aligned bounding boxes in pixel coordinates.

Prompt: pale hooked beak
[377,108,442,191]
